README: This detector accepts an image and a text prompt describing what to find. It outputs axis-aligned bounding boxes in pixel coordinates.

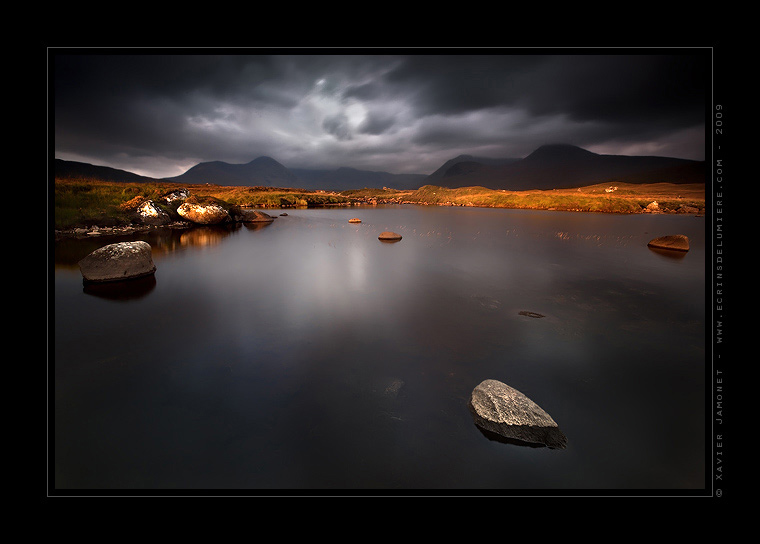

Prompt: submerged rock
[647,234,690,252]
[378,231,402,241]
[469,379,567,449]
[78,241,156,283]
[518,311,545,318]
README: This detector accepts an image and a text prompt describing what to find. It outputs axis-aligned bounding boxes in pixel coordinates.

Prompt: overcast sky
[52,49,710,179]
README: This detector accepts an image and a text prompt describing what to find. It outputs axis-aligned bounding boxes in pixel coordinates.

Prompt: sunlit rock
[647,234,690,252]
[177,201,231,225]
[469,379,567,449]
[136,200,171,225]
[378,231,402,241]
[78,241,156,283]
[349,218,362,223]
[161,188,190,205]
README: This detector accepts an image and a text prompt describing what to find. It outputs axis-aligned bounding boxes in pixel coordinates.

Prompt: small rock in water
[384,379,405,398]
[378,231,402,242]
[348,218,361,223]
[238,209,275,223]
[518,311,545,318]
[469,379,567,449]
[647,234,689,252]
[78,241,156,283]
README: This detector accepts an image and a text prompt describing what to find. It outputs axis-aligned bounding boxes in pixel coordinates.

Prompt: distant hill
[54,159,159,183]
[291,167,426,191]
[427,144,705,190]
[54,143,705,192]
[164,156,300,187]
[54,156,427,191]
[425,154,520,186]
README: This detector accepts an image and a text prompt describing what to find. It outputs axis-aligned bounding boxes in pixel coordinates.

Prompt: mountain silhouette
[291,166,426,191]
[427,144,705,190]
[165,156,300,187]
[54,144,705,191]
[54,158,159,183]
[426,154,520,186]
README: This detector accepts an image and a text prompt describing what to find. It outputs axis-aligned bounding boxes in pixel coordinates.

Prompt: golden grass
[53,178,706,230]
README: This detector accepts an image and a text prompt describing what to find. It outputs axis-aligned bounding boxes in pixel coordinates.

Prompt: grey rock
[469,379,567,449]
[78,241,156,283]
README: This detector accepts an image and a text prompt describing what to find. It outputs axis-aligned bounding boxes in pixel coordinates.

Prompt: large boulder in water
[78,241,156,283]
[647,234,690,252]
[177,201,230,225]
[469,379,567,449]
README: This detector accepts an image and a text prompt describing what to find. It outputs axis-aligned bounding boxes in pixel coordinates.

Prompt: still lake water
[52,205,707,493]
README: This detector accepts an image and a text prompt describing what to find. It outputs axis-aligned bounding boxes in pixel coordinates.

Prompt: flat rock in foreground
[469,379,567,449]
[647,234,690,252]
[78,241,156,283]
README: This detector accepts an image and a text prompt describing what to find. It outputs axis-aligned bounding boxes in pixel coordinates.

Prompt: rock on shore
[469,379,567,449]
[177,201,231,224]
[78,241,156,283]
[136,200,172,225]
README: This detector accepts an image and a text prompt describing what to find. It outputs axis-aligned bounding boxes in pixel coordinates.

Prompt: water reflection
[244,221,275,232]
[179,224,247,247]
[473,424,567,449]
[83,274,157,301]
[647,246,688,260]
[53,206,707,491]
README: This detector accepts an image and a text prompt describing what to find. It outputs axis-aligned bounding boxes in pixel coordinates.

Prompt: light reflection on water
[53,205,707,492]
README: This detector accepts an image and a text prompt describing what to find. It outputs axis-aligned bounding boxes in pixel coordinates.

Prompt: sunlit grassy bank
[343,183,705,214]
[52,179,351,229]
[53,178,705,230]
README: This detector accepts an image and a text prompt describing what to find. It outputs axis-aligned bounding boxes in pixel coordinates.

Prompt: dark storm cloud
[322,113,353,140]
[357,111,397,135]
[52,50,709,177]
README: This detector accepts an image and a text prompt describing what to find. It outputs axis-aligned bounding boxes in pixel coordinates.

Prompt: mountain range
[53,144,705,191]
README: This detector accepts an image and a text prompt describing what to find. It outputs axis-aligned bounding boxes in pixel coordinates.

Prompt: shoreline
[53,179,705,239]
[52,201,704,241]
